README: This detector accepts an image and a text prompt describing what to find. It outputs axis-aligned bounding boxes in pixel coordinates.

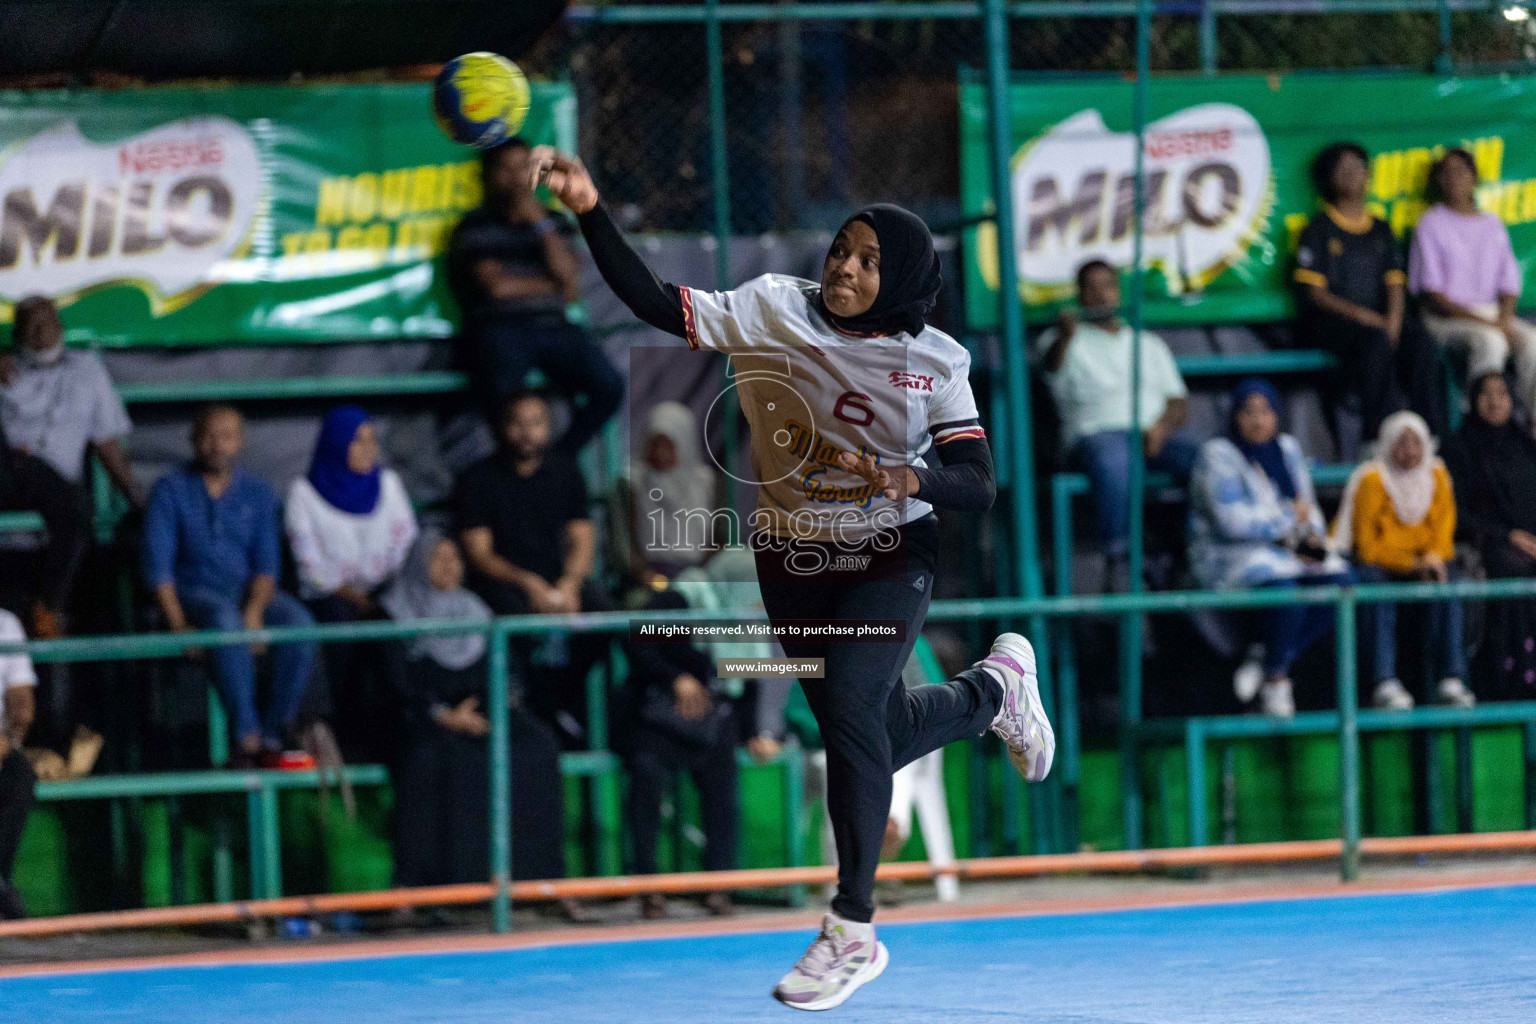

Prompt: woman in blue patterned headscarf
[1188,378,1351,719]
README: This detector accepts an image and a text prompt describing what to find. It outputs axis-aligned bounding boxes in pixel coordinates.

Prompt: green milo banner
[0,81,573,344]
[961,74,1536,328]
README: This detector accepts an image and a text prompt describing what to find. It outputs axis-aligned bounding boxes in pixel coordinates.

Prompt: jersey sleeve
[679,275,783,352]
[928,346,984,444]
[1294,217,1328,289]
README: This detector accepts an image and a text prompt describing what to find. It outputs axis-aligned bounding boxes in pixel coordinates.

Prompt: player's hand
[529,146,598,216]
[837,451,915,502]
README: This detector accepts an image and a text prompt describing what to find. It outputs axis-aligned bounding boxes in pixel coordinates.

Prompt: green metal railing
[11,575,1536,927]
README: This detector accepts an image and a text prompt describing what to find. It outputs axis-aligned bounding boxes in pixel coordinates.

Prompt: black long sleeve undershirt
[914,435,996,512]
[576,202,688,338]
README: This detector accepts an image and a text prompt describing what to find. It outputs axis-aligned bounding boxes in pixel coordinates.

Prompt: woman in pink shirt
[1410,148,1536,415]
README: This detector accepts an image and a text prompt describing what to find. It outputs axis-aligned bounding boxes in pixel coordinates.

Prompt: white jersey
[681,274,984,543]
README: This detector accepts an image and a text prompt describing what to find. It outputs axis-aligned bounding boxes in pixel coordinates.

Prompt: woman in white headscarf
[381,529,574,902]
[631,401,719,581]
[1332,411,1472,710]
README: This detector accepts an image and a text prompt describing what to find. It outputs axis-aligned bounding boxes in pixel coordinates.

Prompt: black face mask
[817,203,942,338]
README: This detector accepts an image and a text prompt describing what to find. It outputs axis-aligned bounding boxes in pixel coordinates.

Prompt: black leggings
[754,520,1000,922]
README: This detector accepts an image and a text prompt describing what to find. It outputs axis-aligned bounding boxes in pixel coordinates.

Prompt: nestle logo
[118,137,225,176]
[887,371,933,392]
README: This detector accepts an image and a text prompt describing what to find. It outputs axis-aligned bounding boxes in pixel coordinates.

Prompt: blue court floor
[9,883,1536,1024]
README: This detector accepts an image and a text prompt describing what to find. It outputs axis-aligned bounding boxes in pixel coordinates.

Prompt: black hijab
[818,203,942,338]
[1446,371,1536,536]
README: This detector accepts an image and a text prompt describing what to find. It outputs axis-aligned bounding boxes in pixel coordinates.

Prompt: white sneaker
[979,633,1056,782]
[1373,678,1415,711]
[1233,645,1265,704]
[1437,677,1476,708]
[772,913,889,1012]
[1259,679,1295,719]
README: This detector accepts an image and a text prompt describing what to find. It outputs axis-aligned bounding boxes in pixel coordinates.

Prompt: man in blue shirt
[142,406,316,766]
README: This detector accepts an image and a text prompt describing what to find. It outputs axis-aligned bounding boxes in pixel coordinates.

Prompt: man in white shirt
[0,608,38,919]
[1036,260,1197,591]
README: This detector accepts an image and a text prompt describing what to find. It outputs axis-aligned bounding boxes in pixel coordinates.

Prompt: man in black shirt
[447,139,623,454]
[1295,142,1444,444]
[456,391,615,741]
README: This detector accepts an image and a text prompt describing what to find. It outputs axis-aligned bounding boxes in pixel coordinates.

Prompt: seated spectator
[631,401,719,583]
[623,582,739,920]
[456,391,616,743]
[1036,259,1198,591]
[0,608,37,919]
[2,296,141,637]
[1189,378,1352,718]
[1411,148,1536,416]
[1332,412,1471,710]
[1294,143,1444,442]
[287,406,417,615]
[286,406,417,760]
[142,407,316,767]
[1443,371,1536,699]
[381,531,572,901]
[447,139,623,453]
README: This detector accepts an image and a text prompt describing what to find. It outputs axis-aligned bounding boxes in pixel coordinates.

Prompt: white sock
[826,911,875,939]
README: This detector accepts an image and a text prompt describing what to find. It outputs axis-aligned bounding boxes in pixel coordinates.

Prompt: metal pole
[777,15,807,228]
[706,0,732,290]
[1435,0,1453,76]
[1336,591,1361,881]
[983,0,1043,605]
[1199,0,1218,75]
[1120,0,1152,851]
[488,622,513,933]
[984,0,1058,852]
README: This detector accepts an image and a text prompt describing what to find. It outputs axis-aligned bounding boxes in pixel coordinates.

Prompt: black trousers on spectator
[0,748,36,882]
[1305,311,1446,443]
[754,519,1001,923]
[1477,541,1536,701]
[466,318,624,454]
[626,714,740,875]
[0,452,90,614]
[393,702,566,886]
[473,578,617,747]
[307,595,396,764]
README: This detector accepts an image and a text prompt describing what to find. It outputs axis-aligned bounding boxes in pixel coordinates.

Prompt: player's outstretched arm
[529,146,687,339]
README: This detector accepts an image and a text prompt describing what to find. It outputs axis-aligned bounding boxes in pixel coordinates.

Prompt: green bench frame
[1140,703,1536,848]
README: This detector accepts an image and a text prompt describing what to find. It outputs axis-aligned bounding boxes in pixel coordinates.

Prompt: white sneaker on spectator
[1372,678,1415,711]
[1233,645,1265,705]
[1437,677,1476,708]
[1258,679,1295,719]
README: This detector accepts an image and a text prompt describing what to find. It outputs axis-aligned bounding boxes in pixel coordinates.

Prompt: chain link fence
[525,2,1535,234]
